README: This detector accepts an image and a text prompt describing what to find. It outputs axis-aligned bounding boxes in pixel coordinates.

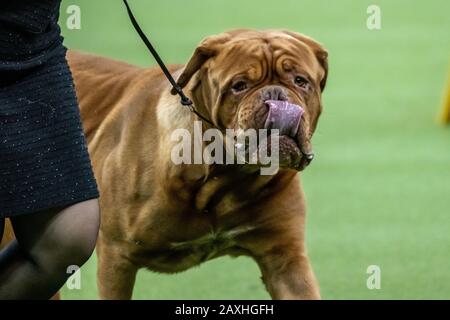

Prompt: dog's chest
[131,171,266,273]
[138,226,254,273]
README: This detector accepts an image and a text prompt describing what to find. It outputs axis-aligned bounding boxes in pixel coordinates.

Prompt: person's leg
[0,217,4,244]
[0,199,99,299]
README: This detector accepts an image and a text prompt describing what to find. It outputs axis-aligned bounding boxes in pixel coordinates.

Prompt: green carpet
[60,0,450,299]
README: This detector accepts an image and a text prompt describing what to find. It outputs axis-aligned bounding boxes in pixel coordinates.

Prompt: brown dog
[0,220,14,250]
[67,29,328,300]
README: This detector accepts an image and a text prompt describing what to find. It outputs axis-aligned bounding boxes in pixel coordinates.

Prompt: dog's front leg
[96,236,138,300]
[254,246,320,300]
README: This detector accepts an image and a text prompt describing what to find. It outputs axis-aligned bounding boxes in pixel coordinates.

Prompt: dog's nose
[261,85,288,102]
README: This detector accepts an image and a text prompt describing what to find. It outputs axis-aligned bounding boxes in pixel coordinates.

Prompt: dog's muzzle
[263,99,314,168]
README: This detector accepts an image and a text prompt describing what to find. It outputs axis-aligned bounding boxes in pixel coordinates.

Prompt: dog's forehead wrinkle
[213,60,266,86]
[271,48,319,83]
[220,39,266,61]
[214,35,316,80]
[210,42,274,87]
[227,32,305,50]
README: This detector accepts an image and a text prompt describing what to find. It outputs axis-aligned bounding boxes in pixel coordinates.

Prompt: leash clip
[183,100,195,112]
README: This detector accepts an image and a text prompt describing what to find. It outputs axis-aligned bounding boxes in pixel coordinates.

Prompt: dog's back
[67,51,183,140]
[67,51,146,140]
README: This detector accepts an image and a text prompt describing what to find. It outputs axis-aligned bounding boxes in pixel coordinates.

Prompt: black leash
[122,0,216,127]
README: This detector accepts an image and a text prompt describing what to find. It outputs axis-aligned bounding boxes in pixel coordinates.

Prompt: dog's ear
[316,50,328,91]
[281,31,329,92]
[171,33,231,95]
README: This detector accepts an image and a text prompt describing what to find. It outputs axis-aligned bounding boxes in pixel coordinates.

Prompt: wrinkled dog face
[174,29,328,171]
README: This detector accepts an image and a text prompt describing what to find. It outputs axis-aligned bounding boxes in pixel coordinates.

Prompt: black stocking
[0,218,4,246]
[0,199,99,299]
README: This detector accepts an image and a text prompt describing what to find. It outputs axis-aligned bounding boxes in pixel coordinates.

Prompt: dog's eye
[294,76,309,89]
[231,81,248,93]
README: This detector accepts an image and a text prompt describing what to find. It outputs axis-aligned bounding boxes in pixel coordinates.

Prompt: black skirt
[0,0,99,217]
[0,49,99,218]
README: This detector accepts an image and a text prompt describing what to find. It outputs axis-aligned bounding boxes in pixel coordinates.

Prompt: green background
[60,0,450,299]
